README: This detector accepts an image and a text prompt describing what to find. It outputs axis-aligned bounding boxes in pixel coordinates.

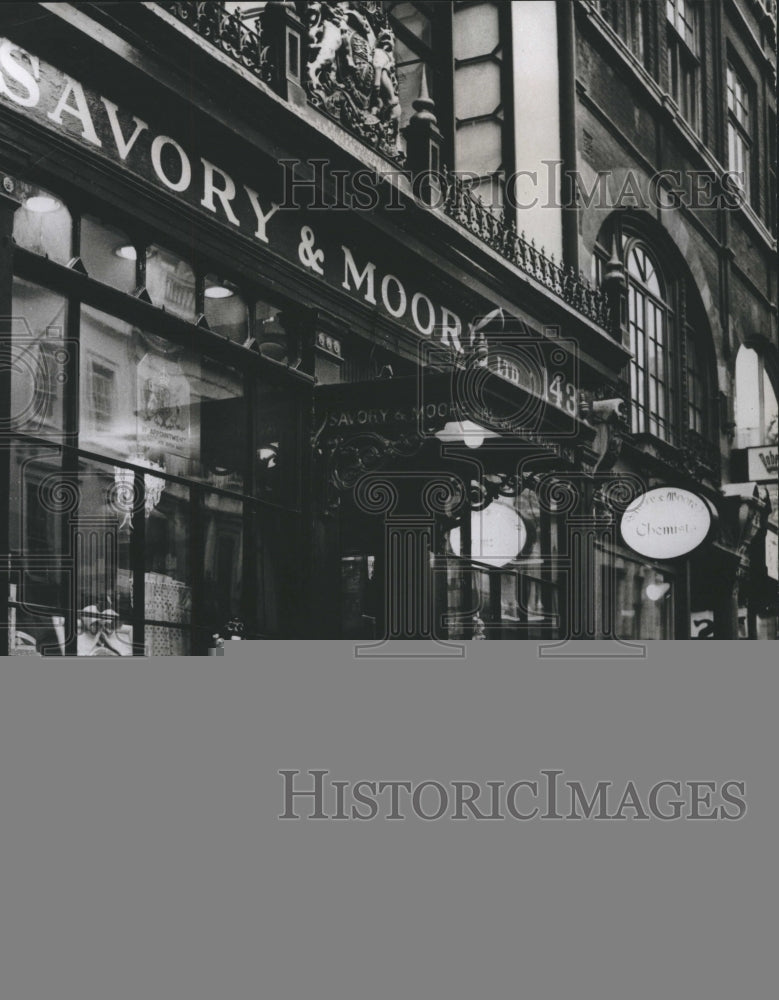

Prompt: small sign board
[746,445,778,482]
[620,487,713,560]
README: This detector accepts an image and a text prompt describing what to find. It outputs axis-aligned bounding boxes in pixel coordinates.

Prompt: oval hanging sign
[620,487,713,560]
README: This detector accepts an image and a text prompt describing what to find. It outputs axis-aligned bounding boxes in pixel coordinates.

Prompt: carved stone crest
[306,1,402,158]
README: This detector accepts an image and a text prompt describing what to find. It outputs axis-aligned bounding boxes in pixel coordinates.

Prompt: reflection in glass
[204,275,248,342]
[145,245,196,321]
[145,481,191,655]
[341,554,378,639]
[612,554,674,640]
[453,3,498,61]
[80,306,246,488]
[80,215,137,293]
[442,487,561,639]
[145,481,191,628]
[7,443,66,654]
[388,2,433,134]
[255,382,299,505]
[76,458,134,655]
[10,278,68,437]
[203,492,243,630]
[13,182,72,263]
[252,507,298,636]
[254,299,294,364]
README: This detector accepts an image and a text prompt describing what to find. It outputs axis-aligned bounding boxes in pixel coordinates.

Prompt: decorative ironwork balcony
[440,168,611,328]
[157,1,271,80]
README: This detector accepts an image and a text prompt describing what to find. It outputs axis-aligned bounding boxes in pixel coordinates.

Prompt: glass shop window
[145,480,192,634]
[7,443,67,655]
[609,552,675,640]
[80,215,137,294]
[10,278,68,438]
[387,1,433,134]
[442,487,562,638]
[145,244,197,321]
[145,626,191,656]
[204,275,249,342]
[251,506,297,636]
[453,1,504,210]
[202,491,244,632]
[255,382,300,506]
[341,554,379,639]
[75,458,135,656]
[79,306,246,489]
[13,182,72,264]
[254,299,296,364]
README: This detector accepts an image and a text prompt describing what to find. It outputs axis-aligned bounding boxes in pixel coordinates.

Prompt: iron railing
[157,1,271,80]
[440,168,610,327]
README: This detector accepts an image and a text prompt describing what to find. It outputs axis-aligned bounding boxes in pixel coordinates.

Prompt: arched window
[626,242,676,442]
[623,238,710,447]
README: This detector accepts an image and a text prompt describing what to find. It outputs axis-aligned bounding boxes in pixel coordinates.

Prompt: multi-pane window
[594,1,646,64]
[667,0,701,133]
[686,331,706,436]
[384,2,436,145]
[88,362,115,432]
[623,239,711,446]
[627,244,677,443]
[452,1,507,210]
[727,63,752,202]
[667,0,696,45]
[442,489,563,640]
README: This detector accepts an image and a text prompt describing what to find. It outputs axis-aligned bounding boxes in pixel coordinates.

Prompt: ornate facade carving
[305,2,401,158]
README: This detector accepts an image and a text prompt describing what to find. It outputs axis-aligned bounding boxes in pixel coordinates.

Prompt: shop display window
[202,491,244,629]
[80,215,138,293]
[204,275,249,342]
[254,299,294,364]
[7,443,67,655]
[440,488,563,639]
[145,481,192,627]
[10,278,68,438]
[145,244,196,321]
[607,552,675,641]
[255,382,300,506]
[13,182,72,264]
[80,305,247,490]
[75,458,135,655]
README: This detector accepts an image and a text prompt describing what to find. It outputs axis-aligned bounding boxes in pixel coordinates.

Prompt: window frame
[383,1,454,165]
[596,231,715,451]
[625,240,678,444]
[726,60,754,205]
[666,0,702,135]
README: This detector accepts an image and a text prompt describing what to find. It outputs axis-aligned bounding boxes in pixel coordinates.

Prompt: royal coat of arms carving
[305,1,402,158]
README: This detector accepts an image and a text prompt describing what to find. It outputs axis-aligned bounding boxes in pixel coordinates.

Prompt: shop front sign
[620,487,713,560]
[0,37,470,352]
